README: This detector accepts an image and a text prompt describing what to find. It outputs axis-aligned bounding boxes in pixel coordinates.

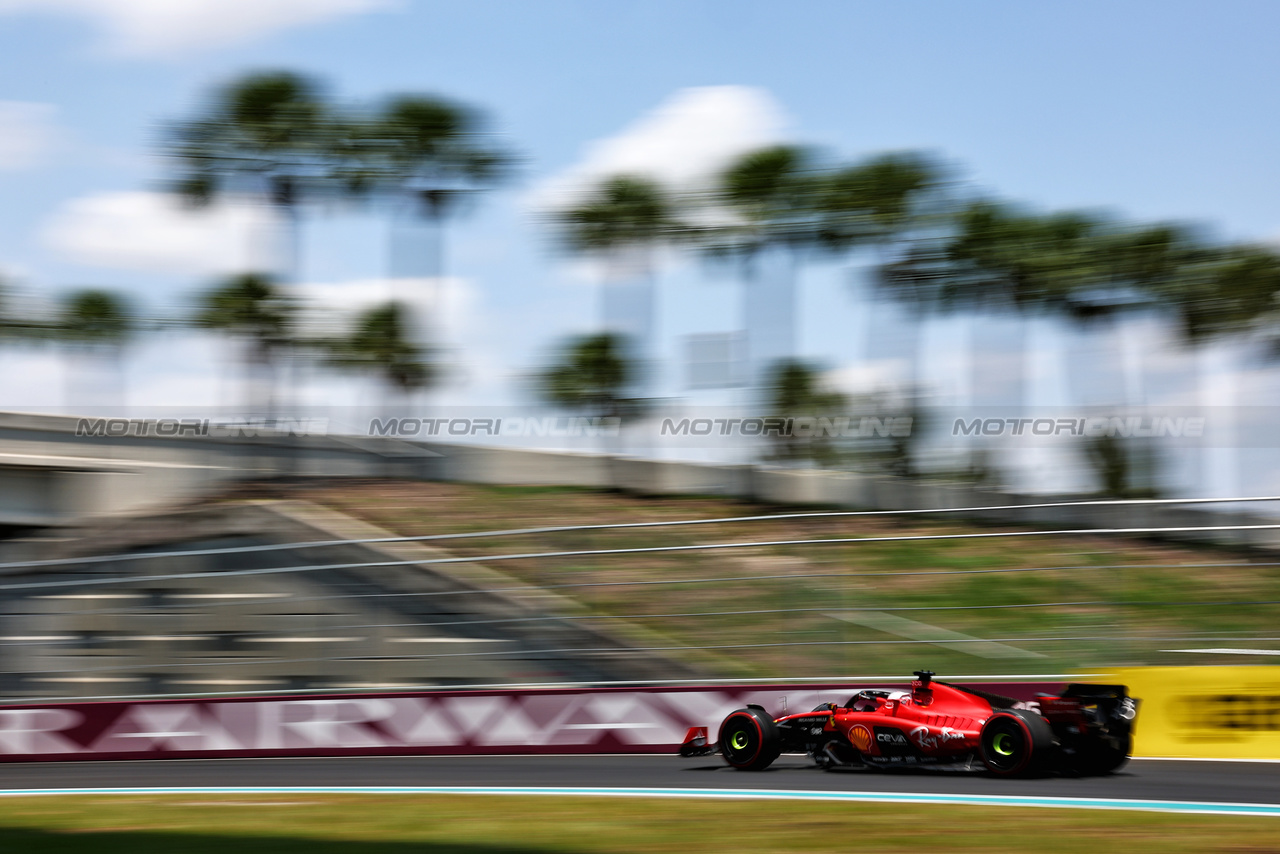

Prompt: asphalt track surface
[0,755,1276,806]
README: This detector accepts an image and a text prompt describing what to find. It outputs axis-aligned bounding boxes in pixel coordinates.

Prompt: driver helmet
[911,670,935,706]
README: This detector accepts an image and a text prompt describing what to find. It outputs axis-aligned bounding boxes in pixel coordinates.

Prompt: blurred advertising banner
[1101,667,1280,759]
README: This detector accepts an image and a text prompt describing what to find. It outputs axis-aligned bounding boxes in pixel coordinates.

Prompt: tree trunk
[743,244,796,403]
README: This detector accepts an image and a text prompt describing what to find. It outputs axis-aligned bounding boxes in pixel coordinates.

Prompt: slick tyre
[1075,735,1132,776]
[980,710,1053,777]
[719,708,781,771]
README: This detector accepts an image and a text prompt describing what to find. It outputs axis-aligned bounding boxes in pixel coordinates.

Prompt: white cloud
[0,0,397,57]
[827,359,912,397]
[530,86,791,211]
[0,101,59,170]
[42,190,281,275]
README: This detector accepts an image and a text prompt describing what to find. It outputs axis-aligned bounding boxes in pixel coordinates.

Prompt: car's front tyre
[719,708,781,771]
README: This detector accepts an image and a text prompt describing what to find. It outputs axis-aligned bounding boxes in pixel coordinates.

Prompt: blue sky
[0,0,1278,430]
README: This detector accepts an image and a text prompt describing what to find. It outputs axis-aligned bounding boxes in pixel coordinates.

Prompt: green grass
[0,795,1276,853]
[264,479,1280,679]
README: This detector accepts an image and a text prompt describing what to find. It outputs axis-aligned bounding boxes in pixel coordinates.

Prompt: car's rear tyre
[719,708,781,771]
[980,710,1053,776]
[1074,736,1131,776]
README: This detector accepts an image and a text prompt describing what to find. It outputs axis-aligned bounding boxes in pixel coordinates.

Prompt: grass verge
[0,794,1276,853]
[269,479,1280,677]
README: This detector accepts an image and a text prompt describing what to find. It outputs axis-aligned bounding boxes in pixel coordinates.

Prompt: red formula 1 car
[679,671,1138,776]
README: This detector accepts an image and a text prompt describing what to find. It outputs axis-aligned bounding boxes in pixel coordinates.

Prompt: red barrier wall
[0,682,1061,762]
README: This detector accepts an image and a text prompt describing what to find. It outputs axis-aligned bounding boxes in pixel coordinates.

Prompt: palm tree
[167,70,333,281]
[879,201,1105,310]
[194,273,295,416]
[815,152,942,255]
[1055,224,1202,415]
[705,145,825,390]
[58,288,134,410]
[0,277,13,345]
[539,333,634,420]
[167,71,347,419]
[60,289,133,345]
[554,174,675,395]
[812,153,944,415]
[0,276,48,341]
[328,301,433,411]
[764,358,848,466]
[352,95,511,326]
[1154,241,1280,500]
[1160,243,1280,341]
[872,201,1111,483]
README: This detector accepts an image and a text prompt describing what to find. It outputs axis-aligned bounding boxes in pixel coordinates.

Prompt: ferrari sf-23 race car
[679,671,1138,776]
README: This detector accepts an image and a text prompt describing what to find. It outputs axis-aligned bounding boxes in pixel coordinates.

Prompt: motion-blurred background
[1,1,1279,702]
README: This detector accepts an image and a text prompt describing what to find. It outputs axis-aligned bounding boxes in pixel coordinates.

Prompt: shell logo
[848,724,873,752]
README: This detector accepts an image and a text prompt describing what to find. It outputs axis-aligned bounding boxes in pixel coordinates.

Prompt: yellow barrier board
[1096,666,1280,759]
